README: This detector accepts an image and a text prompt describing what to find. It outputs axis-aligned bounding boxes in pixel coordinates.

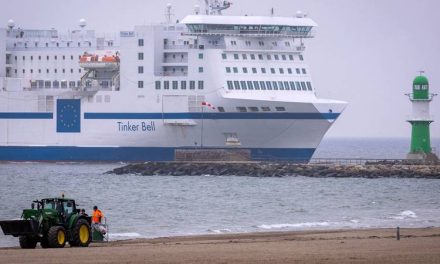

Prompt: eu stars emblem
[57,99,81,133]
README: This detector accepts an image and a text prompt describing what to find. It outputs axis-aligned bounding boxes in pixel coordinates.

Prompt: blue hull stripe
[0,146,315,162]
[0,112,53,119]
[84,112,340,120]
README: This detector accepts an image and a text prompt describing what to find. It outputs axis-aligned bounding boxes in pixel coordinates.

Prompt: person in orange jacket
[92,206,104,224]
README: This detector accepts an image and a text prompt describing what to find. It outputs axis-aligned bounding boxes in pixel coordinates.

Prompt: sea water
[0,138,439,247]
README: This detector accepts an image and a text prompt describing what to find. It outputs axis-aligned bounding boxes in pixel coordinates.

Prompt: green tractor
[0,197,91,249]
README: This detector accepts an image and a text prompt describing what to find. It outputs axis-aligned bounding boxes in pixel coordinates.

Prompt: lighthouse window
[254,81,260,90]
[198,53,203,59]
[181,81,187,90]
[234,81,240,90]
[289,82,295,90]
[226,67,231,73]
[138,39,144,46]
[190,81,195,90]
[138,81,144,88]
[138,52,144,60]
[172,81,178,90]
[302,68,307,74]
[198,67,204,73]
[198,81,204,90]
[301,82,307,90]
[164,81,169,89]
[138,66,144,74]
[240,81,247,90]
[227,81,233,90]
[155,81,161,90]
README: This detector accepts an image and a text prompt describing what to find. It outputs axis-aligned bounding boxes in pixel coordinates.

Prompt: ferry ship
[0,1,347,162]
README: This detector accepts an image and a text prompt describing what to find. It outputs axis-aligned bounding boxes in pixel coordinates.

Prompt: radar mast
[204,0,232,15]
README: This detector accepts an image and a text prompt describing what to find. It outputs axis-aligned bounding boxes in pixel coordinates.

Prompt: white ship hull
[0,2,347,161]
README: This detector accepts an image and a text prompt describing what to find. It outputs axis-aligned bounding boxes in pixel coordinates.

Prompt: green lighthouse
[406,73,438,161]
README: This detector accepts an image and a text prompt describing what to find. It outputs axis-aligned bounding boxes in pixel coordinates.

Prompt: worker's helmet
[93,206,98,210]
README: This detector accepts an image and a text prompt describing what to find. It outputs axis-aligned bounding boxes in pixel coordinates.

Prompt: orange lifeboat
[79,53,120,70]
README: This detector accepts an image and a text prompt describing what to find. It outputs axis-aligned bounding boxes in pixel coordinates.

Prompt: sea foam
[257,222,330,230]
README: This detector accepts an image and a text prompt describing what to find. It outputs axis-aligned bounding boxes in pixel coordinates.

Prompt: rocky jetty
[108,162,440,178]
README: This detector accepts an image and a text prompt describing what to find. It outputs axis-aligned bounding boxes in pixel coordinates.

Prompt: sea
[1,138,439,247]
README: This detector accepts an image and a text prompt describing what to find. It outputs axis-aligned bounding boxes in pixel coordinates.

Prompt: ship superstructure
[0,1,347,161]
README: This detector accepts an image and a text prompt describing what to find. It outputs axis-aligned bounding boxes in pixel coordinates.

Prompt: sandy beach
[0,228,439,263]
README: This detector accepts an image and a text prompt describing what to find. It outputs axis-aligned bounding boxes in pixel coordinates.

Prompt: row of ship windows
[11,55,83,61]
[230,40,295,48]
[226,67,307,75]
[138,80,205,89]
[217,106,286,113]
[222,53,304,61]
[226,80,313,91]
[8,68,82,74]
[13,41,96,48]
[31,80,81,89]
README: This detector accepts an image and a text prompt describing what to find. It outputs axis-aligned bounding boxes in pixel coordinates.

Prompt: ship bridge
[181,15,317,38]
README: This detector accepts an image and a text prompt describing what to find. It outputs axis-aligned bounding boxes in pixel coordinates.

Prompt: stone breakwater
[108,162,440,178]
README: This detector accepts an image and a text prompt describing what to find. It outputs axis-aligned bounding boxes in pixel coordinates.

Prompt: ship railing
[164,44,195,50]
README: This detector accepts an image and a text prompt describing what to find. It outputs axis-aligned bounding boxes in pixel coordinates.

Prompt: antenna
[165,3,174,24]
[418,70,425,76]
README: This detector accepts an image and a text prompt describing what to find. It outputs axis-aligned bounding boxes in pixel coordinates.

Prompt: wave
[207,228,232,234]
[109,232,142,240]
[257,221,331,230]
[390,210,418,220]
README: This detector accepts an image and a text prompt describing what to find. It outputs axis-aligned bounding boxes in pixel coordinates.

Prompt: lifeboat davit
[79,53,120,70]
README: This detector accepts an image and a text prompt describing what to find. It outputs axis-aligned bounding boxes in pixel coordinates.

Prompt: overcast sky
[1,0,439,139]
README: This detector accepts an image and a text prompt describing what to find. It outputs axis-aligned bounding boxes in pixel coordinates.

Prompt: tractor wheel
[19,236,37,249]
[70,219,91,247]
[40,237,49,248]
[47,226,67,248]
